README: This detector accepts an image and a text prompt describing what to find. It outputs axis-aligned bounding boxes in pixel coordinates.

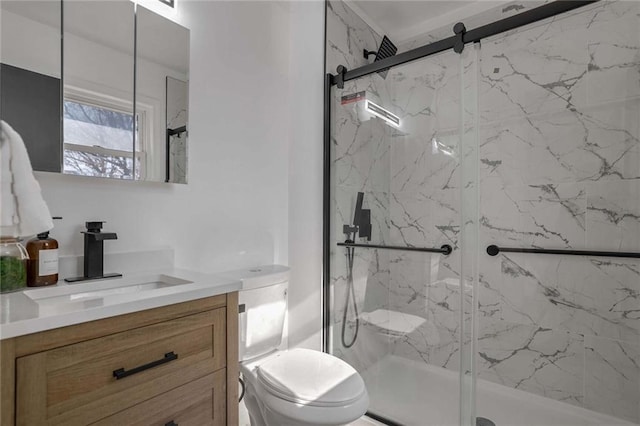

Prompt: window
[63,92,146,180]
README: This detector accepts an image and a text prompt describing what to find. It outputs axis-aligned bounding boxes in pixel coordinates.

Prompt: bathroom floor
[239,400,384,426]
[239,400,250,426]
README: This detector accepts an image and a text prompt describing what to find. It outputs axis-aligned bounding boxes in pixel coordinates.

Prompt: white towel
[0,121,53,237]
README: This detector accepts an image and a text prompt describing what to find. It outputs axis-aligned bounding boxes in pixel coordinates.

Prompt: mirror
[63,0,136,179]
[166,77,188,183]
[0,0,189,184]
[136,5,189,183]
[0,1,62,173]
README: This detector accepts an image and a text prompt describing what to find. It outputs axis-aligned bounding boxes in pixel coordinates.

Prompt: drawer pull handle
[165,422,178,426]
[113,352,178,380]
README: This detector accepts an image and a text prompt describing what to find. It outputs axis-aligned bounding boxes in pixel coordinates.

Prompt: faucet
[64,221,122,282]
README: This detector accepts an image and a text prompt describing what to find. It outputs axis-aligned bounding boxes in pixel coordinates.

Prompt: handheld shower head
[343,192,371,241]
[353,192,364,226]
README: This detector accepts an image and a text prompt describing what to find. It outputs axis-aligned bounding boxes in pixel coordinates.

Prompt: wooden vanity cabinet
[0,293,239,426]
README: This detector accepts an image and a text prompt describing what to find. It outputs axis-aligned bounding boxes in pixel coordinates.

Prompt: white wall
[287,0,325,350]
[34,0,325,349]
[37,1,291,272]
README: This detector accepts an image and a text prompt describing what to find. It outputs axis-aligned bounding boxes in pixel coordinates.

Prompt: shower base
[361,355,636,426]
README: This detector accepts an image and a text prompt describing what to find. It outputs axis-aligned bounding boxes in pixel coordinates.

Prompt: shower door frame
[322,1,600,425]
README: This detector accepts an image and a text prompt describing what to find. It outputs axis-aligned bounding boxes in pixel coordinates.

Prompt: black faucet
[64,221,122,282]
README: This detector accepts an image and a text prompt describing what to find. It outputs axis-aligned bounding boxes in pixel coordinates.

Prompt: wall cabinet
[0,293,239,425]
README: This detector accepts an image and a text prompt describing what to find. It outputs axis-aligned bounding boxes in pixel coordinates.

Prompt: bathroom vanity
[0,270,241,426]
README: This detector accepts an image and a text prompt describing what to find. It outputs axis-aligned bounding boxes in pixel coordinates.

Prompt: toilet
[222,265,369,426]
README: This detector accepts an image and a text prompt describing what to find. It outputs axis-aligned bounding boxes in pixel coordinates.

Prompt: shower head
[353,192,364,226]
[353,192,371,241]
[363,35,397,79]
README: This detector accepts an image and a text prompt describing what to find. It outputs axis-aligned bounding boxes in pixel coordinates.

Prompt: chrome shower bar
[338,242,453,255]
[486,245,640,259]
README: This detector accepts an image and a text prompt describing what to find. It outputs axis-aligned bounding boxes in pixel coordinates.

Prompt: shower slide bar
[338,242,453,255]
[486,245,640,259]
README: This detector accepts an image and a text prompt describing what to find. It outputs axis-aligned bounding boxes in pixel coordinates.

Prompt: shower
[326,1,640,425]
[341,192,371,348]
[363,35,397,79]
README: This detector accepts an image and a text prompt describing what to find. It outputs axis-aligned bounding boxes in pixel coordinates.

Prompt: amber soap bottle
[26,231,59,286]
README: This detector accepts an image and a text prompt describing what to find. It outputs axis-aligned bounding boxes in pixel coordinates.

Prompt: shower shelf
[486,245,640,259]
[337,242,452,255]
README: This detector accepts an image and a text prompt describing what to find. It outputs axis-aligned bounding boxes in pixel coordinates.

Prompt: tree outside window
[63,99,142,179]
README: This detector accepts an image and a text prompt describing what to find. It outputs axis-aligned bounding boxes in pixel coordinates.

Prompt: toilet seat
[256,348,366,407]
[241,348,369,425]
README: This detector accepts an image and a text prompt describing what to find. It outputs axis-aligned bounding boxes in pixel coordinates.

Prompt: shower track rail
[338,242,453,255]
[486,245,640,259]
[330,0,598,87]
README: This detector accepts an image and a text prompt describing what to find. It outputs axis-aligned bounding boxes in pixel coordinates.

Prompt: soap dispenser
[26,230,59,286]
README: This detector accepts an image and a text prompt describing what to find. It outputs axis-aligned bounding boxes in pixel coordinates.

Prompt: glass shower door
[327,1,639,425]
[328,44,473,425]
[474,2,640,425]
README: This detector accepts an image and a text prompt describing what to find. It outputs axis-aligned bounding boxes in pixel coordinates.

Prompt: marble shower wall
[327,0,466,377]
[327,0,639,423]
[477,2,640,422]
[326,0,392,370]
[384,49,464,371]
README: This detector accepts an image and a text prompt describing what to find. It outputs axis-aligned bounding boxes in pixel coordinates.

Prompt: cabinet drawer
[92,369,227,426]
[16,308,227,425]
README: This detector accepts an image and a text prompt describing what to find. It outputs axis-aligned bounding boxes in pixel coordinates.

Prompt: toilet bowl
[220,265,369,426]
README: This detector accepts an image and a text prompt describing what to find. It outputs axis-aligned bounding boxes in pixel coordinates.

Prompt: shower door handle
[486,245,640,259]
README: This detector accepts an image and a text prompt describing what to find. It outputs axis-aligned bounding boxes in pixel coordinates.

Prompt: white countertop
[0,268,242,340]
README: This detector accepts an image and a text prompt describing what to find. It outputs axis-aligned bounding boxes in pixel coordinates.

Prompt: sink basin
[24,274,193,314]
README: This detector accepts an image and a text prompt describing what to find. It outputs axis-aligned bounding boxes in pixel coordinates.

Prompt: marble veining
[584,336,640,422]
[478,319,585,406]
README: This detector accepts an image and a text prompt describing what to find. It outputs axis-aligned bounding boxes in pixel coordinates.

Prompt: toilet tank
[220,265,289,362]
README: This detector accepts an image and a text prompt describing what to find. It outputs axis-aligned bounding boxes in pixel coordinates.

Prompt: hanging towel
[0,120,53,237]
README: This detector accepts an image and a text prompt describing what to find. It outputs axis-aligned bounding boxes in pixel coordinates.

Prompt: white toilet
[222,265,369,426]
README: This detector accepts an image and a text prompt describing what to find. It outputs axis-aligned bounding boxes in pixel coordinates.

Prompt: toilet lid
[256,348,366,407]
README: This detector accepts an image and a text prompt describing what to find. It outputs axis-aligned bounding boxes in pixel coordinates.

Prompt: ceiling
[348,0,504,44]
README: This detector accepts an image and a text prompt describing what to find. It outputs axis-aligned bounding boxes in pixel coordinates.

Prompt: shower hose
[341,244,359,348]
